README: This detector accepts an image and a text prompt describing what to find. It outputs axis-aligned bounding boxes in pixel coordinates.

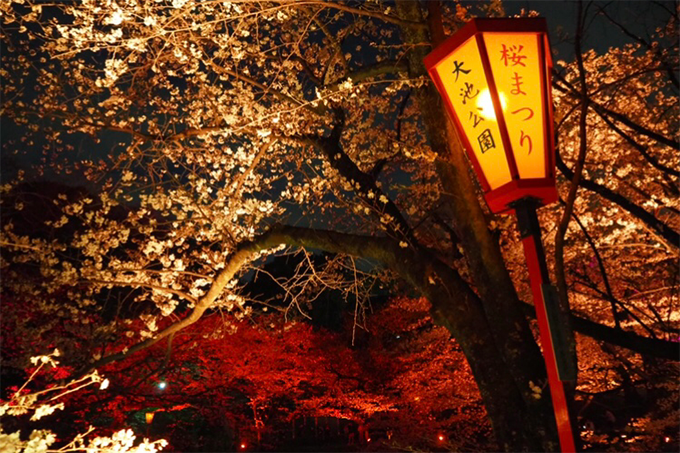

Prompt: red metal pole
[514,198,577,453]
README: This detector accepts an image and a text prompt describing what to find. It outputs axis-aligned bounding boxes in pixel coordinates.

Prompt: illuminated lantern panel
[424,19,557,213]
[435,35,512,190]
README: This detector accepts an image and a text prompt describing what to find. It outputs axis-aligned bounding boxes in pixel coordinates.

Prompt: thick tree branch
[425,1,446,46]
[77,241,263,375]
[299,109,416,244]
[77,226,404,376]
[519,302,679,362]
[326,60,409,92]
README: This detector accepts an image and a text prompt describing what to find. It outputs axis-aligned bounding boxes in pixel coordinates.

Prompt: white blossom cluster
[0,350,166,453]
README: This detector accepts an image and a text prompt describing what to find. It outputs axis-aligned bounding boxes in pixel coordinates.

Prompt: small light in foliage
[438,434,445,442]
[240,443,246,450]
[158,381,167,390]
[665,437,671,443]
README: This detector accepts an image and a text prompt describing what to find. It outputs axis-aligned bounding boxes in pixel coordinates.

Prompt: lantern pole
[512,197,577,453]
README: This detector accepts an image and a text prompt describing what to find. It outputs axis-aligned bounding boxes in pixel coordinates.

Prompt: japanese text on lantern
[435,37,512,190]
[484,33,547,179]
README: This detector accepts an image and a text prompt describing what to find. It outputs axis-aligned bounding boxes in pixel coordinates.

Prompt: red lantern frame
[424,18,557,214]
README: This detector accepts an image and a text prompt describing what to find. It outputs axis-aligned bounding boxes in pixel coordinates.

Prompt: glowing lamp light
[158,381,167,390]
[438,434,445,442]
[424,18,556,213]
[240,443,247,450]
[145,412,155,425]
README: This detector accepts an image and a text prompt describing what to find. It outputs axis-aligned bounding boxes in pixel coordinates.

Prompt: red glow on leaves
[4,297,488,450]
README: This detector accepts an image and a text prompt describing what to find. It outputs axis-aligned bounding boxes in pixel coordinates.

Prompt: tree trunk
[244,225,563,449]
[395,1,564,449]
[391,246,559,451]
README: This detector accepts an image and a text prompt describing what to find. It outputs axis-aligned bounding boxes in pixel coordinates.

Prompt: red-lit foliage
[2,297,489,451]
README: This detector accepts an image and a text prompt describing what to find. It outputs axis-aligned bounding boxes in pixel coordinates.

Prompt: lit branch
[177,0,425,29]
[84,279,198,306]
[77,226,403,376]
[556,151,680,248]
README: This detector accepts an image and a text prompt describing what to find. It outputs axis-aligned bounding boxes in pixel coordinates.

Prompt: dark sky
[503,0,673,58]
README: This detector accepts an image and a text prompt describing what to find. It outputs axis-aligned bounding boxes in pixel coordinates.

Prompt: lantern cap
[424,18,550,74]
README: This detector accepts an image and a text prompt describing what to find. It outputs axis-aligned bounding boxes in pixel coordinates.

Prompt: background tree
[546,2,679,449]
[2,295,488,451]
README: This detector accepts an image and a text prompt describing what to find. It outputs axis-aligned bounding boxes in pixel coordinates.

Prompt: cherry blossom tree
[546,2,679,449]
[1,1,677,450]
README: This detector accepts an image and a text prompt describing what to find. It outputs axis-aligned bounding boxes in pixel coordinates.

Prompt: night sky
[505,0,668,56]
